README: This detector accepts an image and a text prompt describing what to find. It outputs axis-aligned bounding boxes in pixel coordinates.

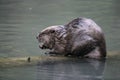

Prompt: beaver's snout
[39,44,48,49]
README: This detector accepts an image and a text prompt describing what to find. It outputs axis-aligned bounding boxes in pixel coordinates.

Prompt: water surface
[0,0,120,80]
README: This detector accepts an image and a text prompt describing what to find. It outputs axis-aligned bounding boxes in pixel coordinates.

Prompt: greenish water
[0,0,120,80]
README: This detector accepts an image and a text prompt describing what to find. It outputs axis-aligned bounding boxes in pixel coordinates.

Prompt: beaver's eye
[72,25,78,28]
[50,30,55,33]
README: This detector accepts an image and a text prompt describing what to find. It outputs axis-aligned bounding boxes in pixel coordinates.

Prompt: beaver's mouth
[36,37,47,49]
[39,42,50,49]
[39,43,46,49]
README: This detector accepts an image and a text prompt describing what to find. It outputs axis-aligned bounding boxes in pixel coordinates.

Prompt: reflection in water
[37,59,105,80]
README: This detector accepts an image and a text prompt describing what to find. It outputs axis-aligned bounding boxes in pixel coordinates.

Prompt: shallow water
[0,58,119,80]
[0,0,120,80]
[0,59,106,80]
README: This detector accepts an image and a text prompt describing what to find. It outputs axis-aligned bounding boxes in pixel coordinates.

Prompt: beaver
[36,17,106,59]
[36,25,67,55]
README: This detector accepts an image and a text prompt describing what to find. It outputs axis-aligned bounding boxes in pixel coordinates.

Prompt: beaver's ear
[50,30,55,33]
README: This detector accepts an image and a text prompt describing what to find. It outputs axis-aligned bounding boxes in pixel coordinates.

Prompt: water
[0,0,120,80]
[0,59,106,80]
[37,59,105,80]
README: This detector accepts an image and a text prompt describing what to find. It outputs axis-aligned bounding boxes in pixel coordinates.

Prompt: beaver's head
[36,25,65,50]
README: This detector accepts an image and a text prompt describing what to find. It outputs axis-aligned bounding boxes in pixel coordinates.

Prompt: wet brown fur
[65,18,106,58]
[37,18,106,59]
